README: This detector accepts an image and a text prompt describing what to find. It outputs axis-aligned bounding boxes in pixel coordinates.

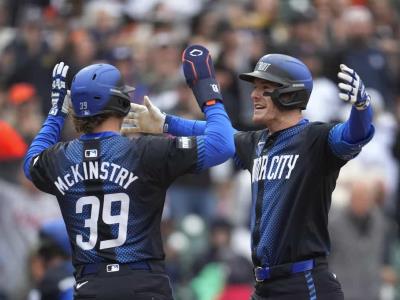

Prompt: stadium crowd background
[0,0,400,299]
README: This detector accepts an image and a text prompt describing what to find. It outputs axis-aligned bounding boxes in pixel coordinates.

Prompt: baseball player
[123,54,374,299]
[23,45,234,300]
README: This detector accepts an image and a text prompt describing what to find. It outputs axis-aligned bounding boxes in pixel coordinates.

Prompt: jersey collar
[297,118,309,126]
[80,131,120,140]
[267,118,309,138]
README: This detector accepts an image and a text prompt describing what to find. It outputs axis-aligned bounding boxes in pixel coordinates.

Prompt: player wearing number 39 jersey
[23,45,234,300]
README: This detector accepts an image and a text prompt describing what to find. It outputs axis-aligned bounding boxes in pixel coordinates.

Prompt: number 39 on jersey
[76,193,129,250]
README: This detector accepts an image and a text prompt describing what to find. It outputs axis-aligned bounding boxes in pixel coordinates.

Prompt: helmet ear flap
[267,88,304,110]
[265,88,290,109]
[293,90,310,109]
[118,97,131,116]
[270,89,281,104]
[265,86,310,110]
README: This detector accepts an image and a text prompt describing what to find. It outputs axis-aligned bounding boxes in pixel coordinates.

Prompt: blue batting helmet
[239,54,313,110]
[71,63,134,117]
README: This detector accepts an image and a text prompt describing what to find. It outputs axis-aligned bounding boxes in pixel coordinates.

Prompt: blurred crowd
[1,0,400,299]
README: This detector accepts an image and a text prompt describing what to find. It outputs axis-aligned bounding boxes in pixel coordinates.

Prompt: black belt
[254,257,326,282]
[77,260,164,277]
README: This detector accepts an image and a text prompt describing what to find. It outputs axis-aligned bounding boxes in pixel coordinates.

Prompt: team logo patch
[189,49,203,56]
[106,264,120,272]
[256,62,271,72]
[177,137,194,149]
[85,149,98,158]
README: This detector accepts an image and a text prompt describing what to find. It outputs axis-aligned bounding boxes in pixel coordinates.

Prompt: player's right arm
[179,45,235,170]
[124,45,235,171]
[122,44,222,138]
[23,62,70,183]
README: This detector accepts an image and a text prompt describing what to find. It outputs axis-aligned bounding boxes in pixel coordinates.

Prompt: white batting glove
[337,64,371,110]
[121,96,166,135]
[49,62,70,116]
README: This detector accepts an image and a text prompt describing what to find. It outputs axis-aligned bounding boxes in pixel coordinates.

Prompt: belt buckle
[254,266,265,282]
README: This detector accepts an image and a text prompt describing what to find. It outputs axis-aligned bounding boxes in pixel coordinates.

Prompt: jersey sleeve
[328,122,374,161]
[138,136,198,187]
[29,143,65,195]
[29,148,57,194]
[234,131,263,171]
[308,122,348,171]
[24,115,65,180]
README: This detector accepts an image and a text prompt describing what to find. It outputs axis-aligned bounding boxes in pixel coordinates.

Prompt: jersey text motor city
[252,154,299,183]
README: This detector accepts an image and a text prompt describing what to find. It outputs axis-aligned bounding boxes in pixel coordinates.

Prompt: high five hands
[121,96,165,135]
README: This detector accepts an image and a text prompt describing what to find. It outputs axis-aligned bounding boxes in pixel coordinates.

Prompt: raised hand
[337,64,370,110]
[182,44,223,109]
[121,96,165,135]
[49,62,70,116]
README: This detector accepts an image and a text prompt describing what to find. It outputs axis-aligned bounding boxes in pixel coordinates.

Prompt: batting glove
[49,62,70,117]
[337,64,371,110]
[182,44,223,110]
[121,96,165,135]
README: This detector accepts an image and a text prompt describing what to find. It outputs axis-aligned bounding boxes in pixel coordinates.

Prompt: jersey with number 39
[29,134,197,267]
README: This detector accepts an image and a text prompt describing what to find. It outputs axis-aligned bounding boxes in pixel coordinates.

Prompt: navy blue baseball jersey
[29,134,197,267]
[234,120,348,267]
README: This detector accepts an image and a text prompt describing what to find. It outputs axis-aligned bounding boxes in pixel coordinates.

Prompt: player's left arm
[328,64,375,160]
[23,62,70,180]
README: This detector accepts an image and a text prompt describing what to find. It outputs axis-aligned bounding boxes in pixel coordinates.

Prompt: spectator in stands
[329,171,390,300]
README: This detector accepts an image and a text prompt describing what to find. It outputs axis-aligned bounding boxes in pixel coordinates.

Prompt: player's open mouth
[254,104,266,110]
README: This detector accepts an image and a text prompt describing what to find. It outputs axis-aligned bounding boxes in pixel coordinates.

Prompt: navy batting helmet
[71,63,134,117]
[239,54,313,110]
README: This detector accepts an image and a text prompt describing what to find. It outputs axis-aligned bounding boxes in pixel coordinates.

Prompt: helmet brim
[239,71,287,86]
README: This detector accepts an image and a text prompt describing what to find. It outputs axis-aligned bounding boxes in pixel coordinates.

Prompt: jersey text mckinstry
[54,161,139,195]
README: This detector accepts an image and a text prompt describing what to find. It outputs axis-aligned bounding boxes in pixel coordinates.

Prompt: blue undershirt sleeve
[165,114,206,136]
[343,105,373,142]
[23,115,65,180]
[189,103,235,171]
[328,105,375,160]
